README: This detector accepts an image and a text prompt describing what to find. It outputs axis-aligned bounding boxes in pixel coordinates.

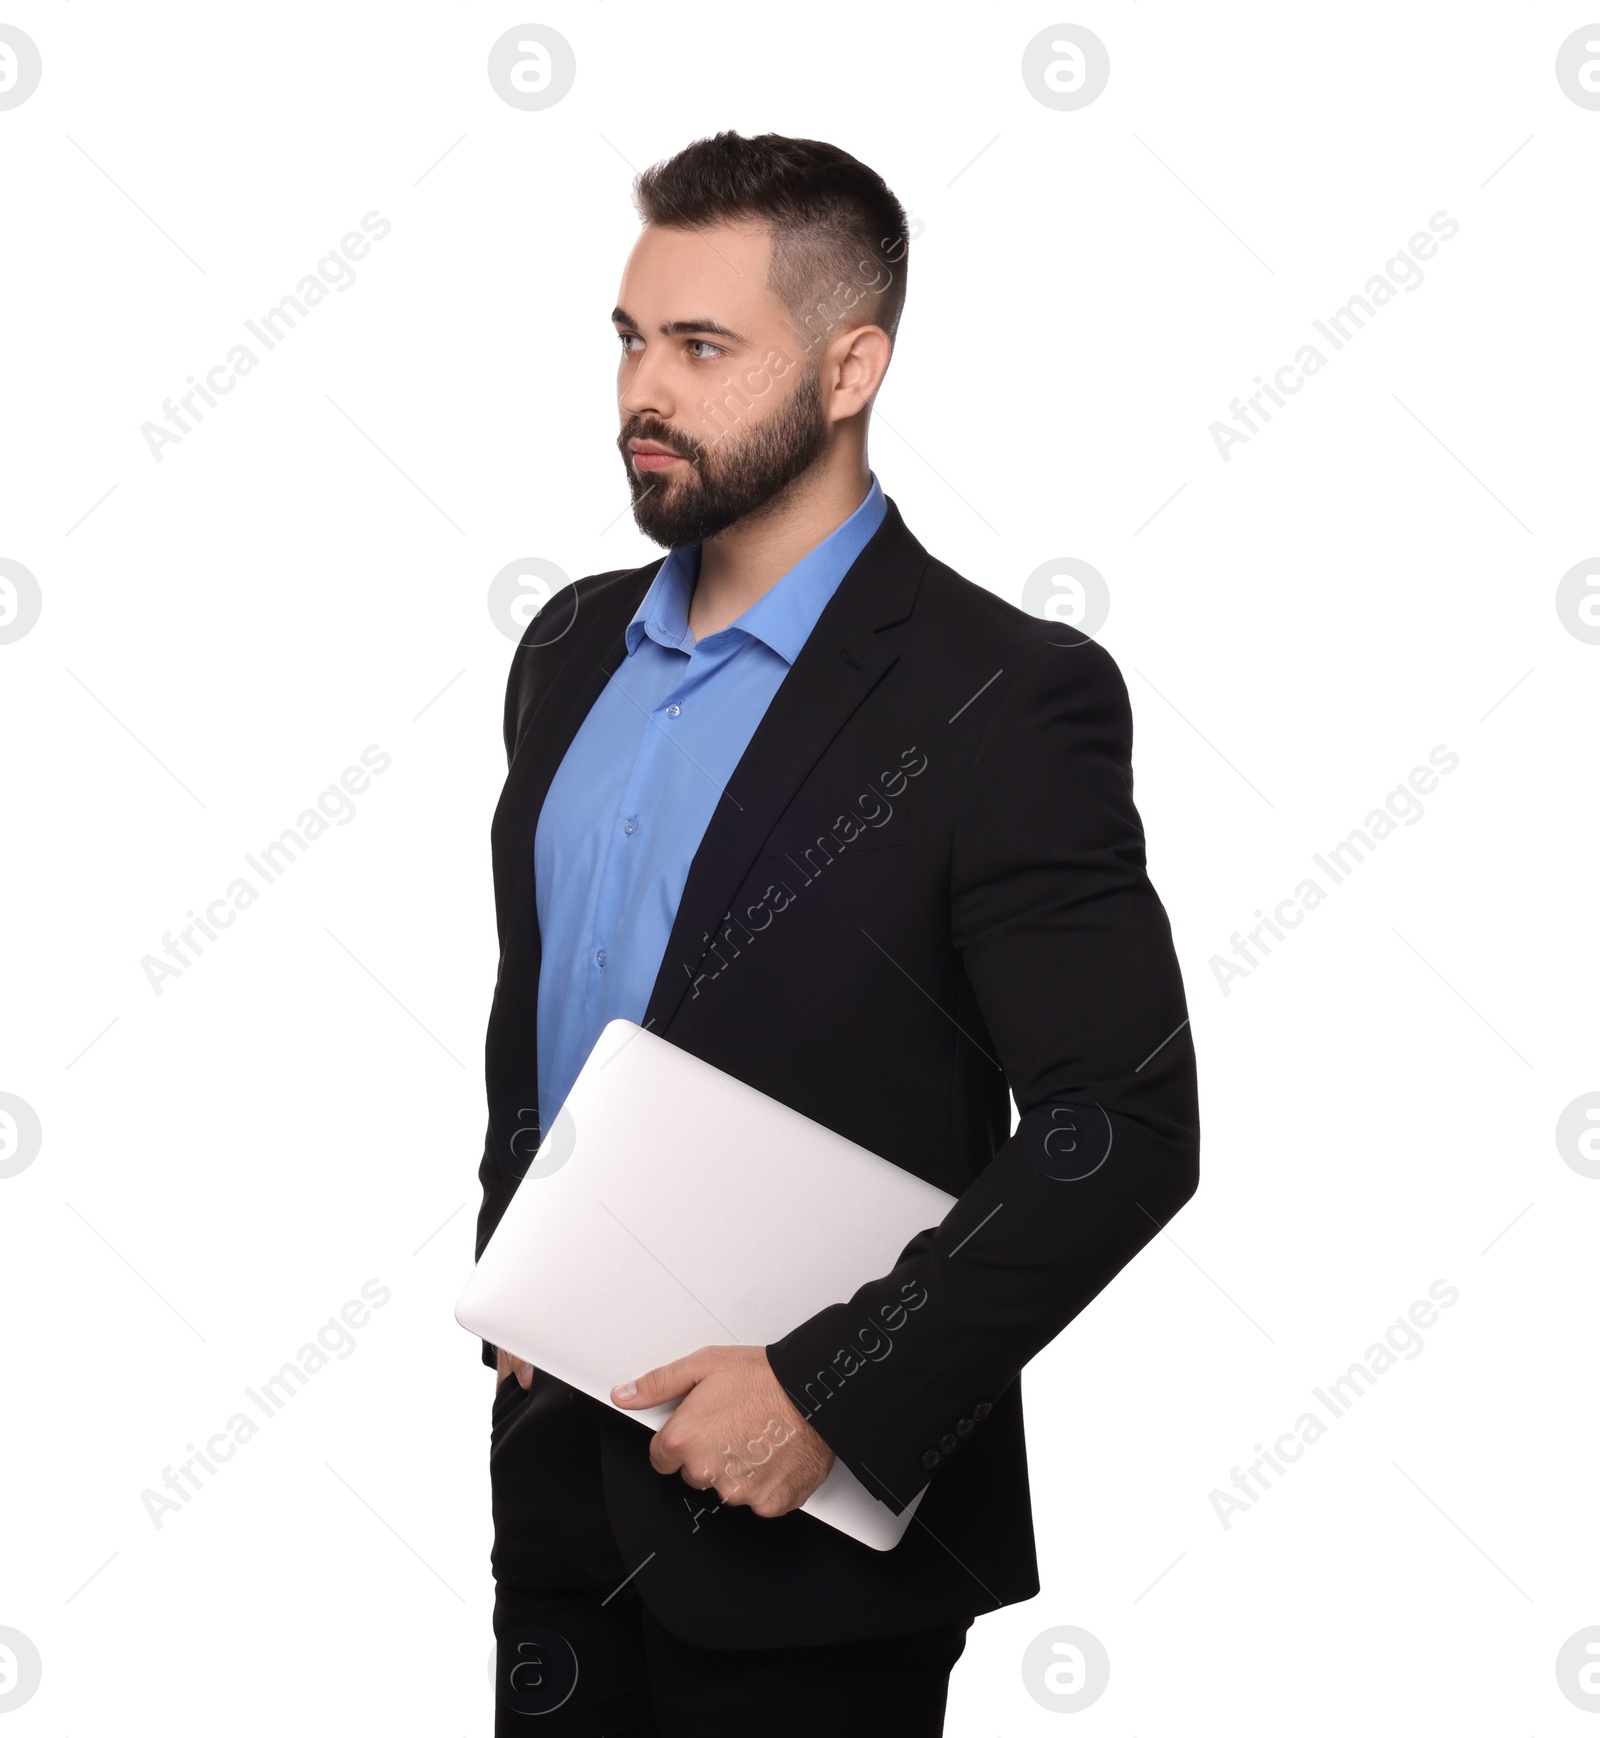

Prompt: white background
[3,3,1598,1731]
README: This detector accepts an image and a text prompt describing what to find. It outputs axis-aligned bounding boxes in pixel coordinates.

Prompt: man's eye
[688,340,723,360]
[617,332,642,354]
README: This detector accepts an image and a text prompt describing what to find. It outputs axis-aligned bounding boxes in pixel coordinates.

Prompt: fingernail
[612,1381,636,1401]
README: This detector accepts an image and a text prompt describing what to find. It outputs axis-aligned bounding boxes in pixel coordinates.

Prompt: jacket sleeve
[475,625,538,1372]
[764,634,1201,1513]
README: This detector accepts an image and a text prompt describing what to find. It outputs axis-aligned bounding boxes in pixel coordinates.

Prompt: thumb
[612,1353,702,1408]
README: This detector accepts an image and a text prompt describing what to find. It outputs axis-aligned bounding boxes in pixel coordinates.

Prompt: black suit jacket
[474,495,1200,1649]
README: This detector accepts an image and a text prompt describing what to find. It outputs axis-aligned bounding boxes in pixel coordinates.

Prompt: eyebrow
[611,306,748,345]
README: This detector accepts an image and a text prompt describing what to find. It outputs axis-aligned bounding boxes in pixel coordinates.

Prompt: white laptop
[455,1018,957,1550]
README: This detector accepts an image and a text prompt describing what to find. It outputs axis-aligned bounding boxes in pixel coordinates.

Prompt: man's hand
[611,1345,835,1517]
[495,1346,536,1391]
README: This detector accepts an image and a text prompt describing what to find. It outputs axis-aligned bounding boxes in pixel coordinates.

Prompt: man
[476,131,1200,1734]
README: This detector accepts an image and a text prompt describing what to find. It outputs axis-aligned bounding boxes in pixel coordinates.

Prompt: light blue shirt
[533,473,888,1139]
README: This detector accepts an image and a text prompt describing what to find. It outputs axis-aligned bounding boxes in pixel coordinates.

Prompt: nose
[618,344,672,427]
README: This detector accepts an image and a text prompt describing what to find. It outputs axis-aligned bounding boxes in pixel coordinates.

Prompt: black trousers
[489,1371,971,1735]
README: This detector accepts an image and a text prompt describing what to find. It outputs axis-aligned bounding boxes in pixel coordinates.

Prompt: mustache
[618,420,704,464]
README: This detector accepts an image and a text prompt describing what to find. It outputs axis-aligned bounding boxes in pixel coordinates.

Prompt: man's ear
[828,324,893,419]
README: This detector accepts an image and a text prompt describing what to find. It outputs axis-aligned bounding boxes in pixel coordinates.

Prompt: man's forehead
[617,219,780,323]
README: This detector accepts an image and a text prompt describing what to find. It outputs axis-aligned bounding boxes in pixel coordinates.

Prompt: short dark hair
[632,131,910,354]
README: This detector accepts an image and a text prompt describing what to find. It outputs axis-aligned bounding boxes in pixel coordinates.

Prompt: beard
[617,363,829,549]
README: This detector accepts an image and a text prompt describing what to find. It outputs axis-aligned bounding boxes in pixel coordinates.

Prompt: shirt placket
[588,644,697,1013]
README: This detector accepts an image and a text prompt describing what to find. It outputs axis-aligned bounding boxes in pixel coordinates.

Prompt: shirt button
[972,1401,992,1421]
[595,948,607,967]
[665,702,681,717]
[955,1417,974,1437]
[921,1449,941,1469]
[622,816,638,835]
[939,1433,957,1454]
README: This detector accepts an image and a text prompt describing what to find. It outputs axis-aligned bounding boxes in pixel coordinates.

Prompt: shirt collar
[624,473,887,665]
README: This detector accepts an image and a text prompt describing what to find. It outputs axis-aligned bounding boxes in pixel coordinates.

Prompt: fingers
[646,1414,731,1486]
[650,1438,743,1502]
[493,1348,536,1391]
[649,1425,801,1510]
[615,1347,827,1515]
[646,1426,712,1484]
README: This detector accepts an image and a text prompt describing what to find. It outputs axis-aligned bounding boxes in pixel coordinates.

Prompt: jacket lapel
[642,495,928,1037]
[490,563,659,949]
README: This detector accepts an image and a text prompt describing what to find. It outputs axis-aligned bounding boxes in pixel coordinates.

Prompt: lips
[627,436,689,472]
